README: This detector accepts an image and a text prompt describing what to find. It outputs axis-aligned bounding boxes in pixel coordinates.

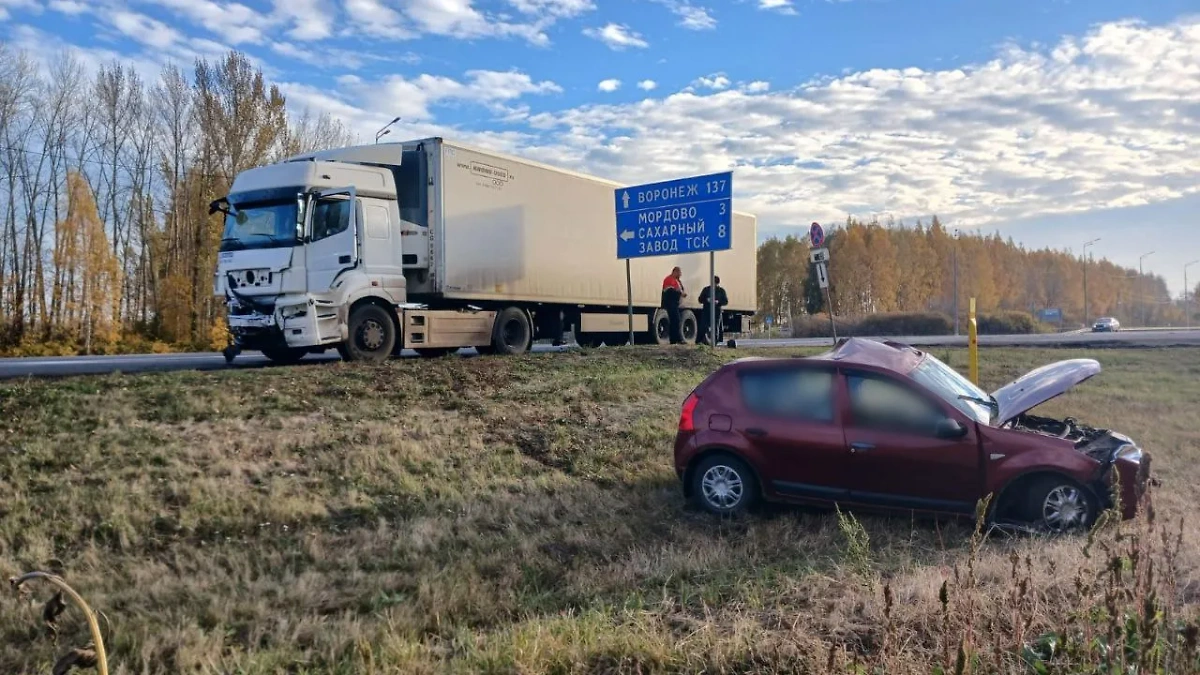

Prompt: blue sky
[2,0,1199,294]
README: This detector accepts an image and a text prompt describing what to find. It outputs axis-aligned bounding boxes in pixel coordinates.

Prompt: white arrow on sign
[621,192,630,209]
[620,229,635,241]
[817,262,829,289]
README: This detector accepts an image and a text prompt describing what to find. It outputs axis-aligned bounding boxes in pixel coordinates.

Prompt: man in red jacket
[661,267,687,344]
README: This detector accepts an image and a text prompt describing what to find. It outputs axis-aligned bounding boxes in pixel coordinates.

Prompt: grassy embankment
[1,347,1198,673]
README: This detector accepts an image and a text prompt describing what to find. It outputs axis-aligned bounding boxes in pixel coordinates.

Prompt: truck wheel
[260,346,307,364]
[344,303,396,363]
[680,310,698,344]
[491,307,532,355]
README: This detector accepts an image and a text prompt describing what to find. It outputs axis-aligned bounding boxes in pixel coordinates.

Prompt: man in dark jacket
[661,267,686,344]
[698,276,729,345]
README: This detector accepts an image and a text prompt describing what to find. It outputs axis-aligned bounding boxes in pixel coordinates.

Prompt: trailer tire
[491,307,532,355]
[260,346,307,365]
[343,303,396,363]
[680,310,698,344]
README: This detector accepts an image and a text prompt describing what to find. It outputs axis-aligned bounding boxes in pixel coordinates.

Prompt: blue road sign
[810,222,825,248]
[615,172,733,259]
[765,315,774,326]
[1037,308,1062,322]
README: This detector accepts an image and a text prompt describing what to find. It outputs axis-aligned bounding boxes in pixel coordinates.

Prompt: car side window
[311,197,352,242]
[846,373,946,436]
[740,368,835,423]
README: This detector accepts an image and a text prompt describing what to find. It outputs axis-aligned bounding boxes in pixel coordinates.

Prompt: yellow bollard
[968,297,979,385]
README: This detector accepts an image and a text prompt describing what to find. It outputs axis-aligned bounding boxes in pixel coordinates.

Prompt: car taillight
[679,393,699,431]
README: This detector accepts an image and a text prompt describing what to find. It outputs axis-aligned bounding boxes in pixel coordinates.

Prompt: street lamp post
[1083,238,1100,327]
[1138,251,1155,326]
[1187,260,1200,330]
[374,116,401,144]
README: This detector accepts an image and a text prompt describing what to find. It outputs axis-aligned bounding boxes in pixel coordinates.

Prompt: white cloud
[513,17,1200,231]
[745,81,770,93]
[48,0,87,15]
[693,73,731,90]
[332,69,561,121]
[272,0,331,41]
[507,0,595,18]
[110,10,181,50]
[638,79,657,91]
[597,78,622,92]
[142,0,267,44]
[758,0,797,15]
[654,0,716,30]
[583,23,649,50]
[0,0,36,20]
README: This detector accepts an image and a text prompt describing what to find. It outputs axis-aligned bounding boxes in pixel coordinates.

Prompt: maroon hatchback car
[674,338,1150,531]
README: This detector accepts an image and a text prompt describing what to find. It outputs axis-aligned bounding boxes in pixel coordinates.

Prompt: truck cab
[213,145,486,363]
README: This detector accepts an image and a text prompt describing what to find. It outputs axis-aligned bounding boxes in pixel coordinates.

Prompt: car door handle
[745,427,768,438]
[850,442,875,453]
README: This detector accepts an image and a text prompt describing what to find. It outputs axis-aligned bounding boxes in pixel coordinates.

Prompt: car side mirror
[935,418,968,439]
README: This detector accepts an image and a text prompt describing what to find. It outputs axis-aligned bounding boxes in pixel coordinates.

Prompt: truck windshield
[219,200,299,252]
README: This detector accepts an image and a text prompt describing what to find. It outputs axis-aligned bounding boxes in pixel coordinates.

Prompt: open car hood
[990,358,1101,426]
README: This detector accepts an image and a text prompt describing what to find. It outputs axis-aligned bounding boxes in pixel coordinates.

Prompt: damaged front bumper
[226,294,330,350]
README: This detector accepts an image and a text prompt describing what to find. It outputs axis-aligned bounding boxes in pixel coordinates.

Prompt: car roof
[726,337,926,374]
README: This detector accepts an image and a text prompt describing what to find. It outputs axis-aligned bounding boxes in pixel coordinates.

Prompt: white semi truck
[212,138,758,363]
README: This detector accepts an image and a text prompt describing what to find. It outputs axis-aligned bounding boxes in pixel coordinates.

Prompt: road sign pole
[709,251,717,347]
[626,259,634,346]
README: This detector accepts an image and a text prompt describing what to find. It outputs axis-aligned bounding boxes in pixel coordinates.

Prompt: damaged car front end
[986,358,1154,527]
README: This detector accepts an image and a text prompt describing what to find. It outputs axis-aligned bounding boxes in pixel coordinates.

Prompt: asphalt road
[0,329,1197,379]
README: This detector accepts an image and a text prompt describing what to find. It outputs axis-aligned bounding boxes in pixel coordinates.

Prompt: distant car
[674,338,1149,532]
[1092,317,1120,332]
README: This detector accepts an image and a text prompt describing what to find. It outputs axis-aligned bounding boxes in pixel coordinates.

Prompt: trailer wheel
[343,303,396,363]
[680,310,698,344]
[491,307,532,355]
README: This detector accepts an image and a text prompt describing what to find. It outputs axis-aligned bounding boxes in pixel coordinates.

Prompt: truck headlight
[279,303,308,320]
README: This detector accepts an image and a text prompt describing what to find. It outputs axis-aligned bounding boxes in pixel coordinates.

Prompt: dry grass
[1,346,1198,673]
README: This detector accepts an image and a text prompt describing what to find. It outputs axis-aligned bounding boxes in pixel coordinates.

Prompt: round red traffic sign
[810,222,825,248]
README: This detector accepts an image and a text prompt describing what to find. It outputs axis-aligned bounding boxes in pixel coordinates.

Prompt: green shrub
[977,310,1042,335]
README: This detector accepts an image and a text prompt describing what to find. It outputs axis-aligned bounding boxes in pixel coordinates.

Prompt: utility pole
[1083,238,1100,327]
[1187,260,1199,330]
[953,229,960,335]
[1139,251,1155,326]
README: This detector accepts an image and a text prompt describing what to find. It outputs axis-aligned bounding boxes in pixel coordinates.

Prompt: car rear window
[739,368,835,422]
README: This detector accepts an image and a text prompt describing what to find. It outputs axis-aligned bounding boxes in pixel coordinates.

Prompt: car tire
[260,346,307,364]
[690,454,759,516]
[1023,477,1095,533]
[343,303,397,363]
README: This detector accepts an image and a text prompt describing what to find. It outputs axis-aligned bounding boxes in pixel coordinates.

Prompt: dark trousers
[698,305,723,344]
[666,305,683,344]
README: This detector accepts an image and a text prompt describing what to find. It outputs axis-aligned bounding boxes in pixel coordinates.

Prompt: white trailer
[212,138,757,363]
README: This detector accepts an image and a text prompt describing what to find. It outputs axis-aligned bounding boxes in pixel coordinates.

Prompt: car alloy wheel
[1042,485,1090,531]
[701,464,745,511]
